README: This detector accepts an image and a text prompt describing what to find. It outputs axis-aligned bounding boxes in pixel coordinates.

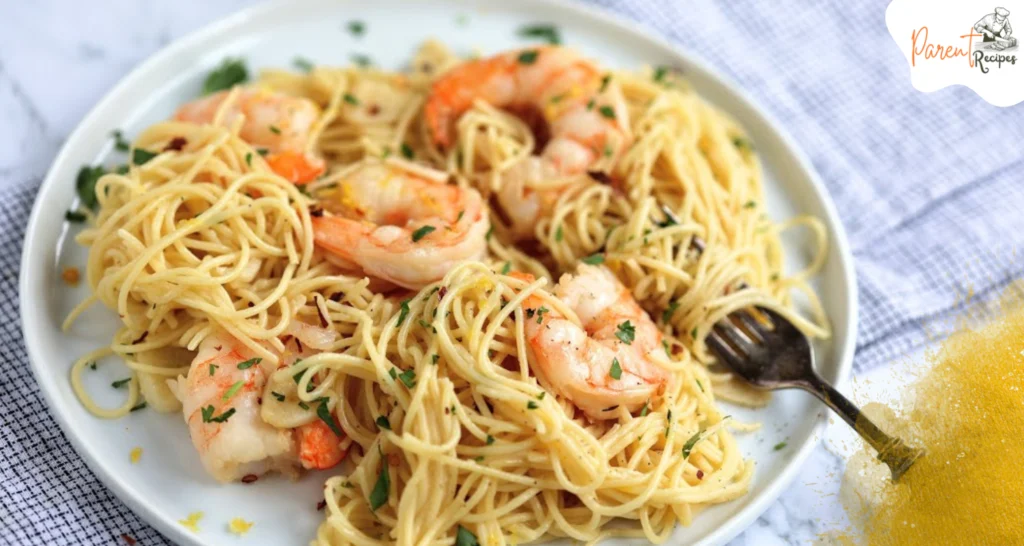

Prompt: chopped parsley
[474,455,485,462]
[236,357,261,370]
[639,401,650,417]
[351,53,372,67]
[517,23,561,45]
[653,65,669,83]
[131,148,158,165]
[615,321,636,345]
[347,20,366,36]
[609,358,622,380]
[691,327,698,339]
[209,364,218,376]
[343,93,360,106]
[732,137,755,152]
[411,225,436,242]
[111,130,131,152]
[665,409,673,438]
[598,105,616,120]
[400,143,415,159]
[456,525,480,546]
[202,58,249,95]
[395,368,416,388]
[201,405,236,423]
[682,431,703,458]
[76,165,106,210]
[317,400,344,437]
[368,448,390,511]
[65,210,87,223]
[397,299,411,326]
[535,306,549,324]
[271,391,286,402]
[586,98,595,110]
[456,210,465,222]
[293,57,314,72]
[486,435,495,445]
[554,225,563,241]
[662,300,680,322]
[269,125,281,135]
[599,74,610,92]
[696,379,704,392]
[222,380,244,401]
[582,253,605,265]
[432,354,440,365]
[500,261,511,274]
[486,224,494,241]
[245,152,253,166]
[297,401,310,411]
[773,441,788,451]
[527,401,539,410]
[130,401,147,412]
[88,362,97,371]
[517,50,539,64]
[111,378,131,389]
[743,200,757,209]
[537,391,546,400]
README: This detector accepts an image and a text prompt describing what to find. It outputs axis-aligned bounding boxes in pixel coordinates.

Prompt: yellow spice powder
[848,307,1024,545]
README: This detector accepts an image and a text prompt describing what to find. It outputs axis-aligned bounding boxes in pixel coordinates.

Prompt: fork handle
[800,374,923,481]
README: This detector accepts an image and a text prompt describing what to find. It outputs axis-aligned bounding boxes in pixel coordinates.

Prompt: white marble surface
[0,1,893,544]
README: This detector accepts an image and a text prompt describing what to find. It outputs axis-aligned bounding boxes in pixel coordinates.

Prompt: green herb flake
[582,254,605,265]
[640,401,650,417]
[397,299,411,326]
[691,327,698,339]
[397,368,416,389]
[517,50,539,64]
[132,149,158,166]
[111,378,131,389]
[411,225,436,242]
[682,431,703,458]
[456,210,465,222]
[456,525,480,546]
[111,130,131,152]
[485,224,494,241]
[222,380,244,401]
[432,354,440,365]
[486,435,495,445]
[368,449,391,511]
[732,137,755,152]
[245,152,253,166]
[88,362,97,371]
[517,24,561,45]
[237,358,261,370]
[75,165,106,210]
[662,301,680,323]
[696,379,704,392]
[130,401,147,412]
[473,455,485,463]
[347,20,366,36]
[609,358,622,380]
[535,306,549,324]
[554,224,563,242]
[586,98,595,110]
[774,441,788,451]
[527,401,539,410]
[293,57,314,72]
[665,409,673,438]
[209,364,218,376]
[599,74,611,92]
[343,93,360,106]
[317,400,344,437]
[500,261,511,274]
[743,200,757,209]
[400,143,414,159]
[598,105,616,120]
[271,391,286,402]
[653,65,669,83]
[202,58,249,95]
[65,210,87,223]
[202,406,237,423]
[537,391,546,400]
[351,54,372,67]
[615,321,636,345]
[115,164,130,175]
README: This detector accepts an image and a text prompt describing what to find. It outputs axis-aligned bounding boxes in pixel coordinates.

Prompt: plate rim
[18,0,858,545]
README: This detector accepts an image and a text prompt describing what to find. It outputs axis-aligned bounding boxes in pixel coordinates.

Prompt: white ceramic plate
[19,1,857,544]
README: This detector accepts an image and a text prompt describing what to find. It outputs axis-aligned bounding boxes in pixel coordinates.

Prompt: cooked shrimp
[513,265,669,419]
[174,88,326,183]
[424,46,631,237]
[175,332,346,482]
[311,161,489,290]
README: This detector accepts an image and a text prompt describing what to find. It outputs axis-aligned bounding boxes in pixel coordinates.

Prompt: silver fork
[657,207,923,480]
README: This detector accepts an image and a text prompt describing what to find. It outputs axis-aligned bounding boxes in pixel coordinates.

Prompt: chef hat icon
[996,7,1010,17]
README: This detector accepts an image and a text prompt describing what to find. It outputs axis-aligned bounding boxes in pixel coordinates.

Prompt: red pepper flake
[587,171,613,185]
[368,104,381,116]
[132,331,148,344]
[437,286,447,300]
[388,453,400,467]
[309,205,324,217]
[164,137,187,151]
[316,499,327,511]
[696,469,704,480]
[61,267,81,286]
[241,474,259,483]
[294,337,304,352]
[317,304,330,327]
[121,534,137,545]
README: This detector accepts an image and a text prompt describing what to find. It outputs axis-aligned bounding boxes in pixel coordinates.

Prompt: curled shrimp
[513,265,670,419]
[311,160,489,290]
[424,46,631,238]
[174,331,346,483]
[174,88,326,183]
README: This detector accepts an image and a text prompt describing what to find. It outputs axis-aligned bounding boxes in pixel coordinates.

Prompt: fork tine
[734,311,766,343]
[714,323,756,356]
[705,329,745,369]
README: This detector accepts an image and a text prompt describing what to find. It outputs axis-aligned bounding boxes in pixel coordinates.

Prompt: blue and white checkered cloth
[3,0,1024,544]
